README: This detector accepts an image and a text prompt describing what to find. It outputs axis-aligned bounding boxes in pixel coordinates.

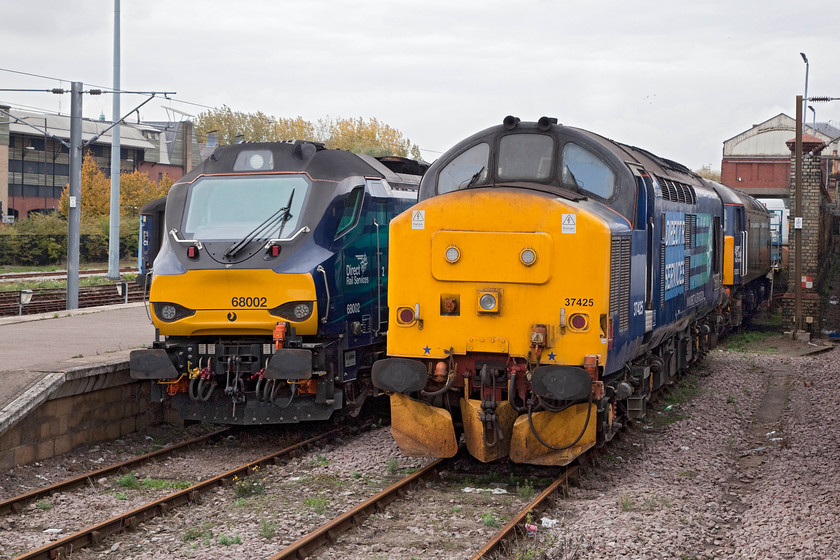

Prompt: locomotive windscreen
[181,174,309,241]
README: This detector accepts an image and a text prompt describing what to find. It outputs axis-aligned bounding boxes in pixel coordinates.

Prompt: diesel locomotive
[371,117,771,466]
[130,141,425,424]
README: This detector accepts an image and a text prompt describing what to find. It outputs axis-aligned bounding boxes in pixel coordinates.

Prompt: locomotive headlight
[233,149,273,171]
[444,245,461,264]
[519,248,537,266]
[161,305,177,320]
[477,290,500,313]
[248,153,265,170]
[292,303,311,319]
[154,302,195,323]
[270,301,314,321]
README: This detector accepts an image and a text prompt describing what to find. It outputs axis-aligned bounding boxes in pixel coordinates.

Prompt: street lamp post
[800,52,809,135]
[19,289,33,316]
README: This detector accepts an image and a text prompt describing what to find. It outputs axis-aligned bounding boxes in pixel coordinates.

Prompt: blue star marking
[423,346,431,354]
[548,351,557,361]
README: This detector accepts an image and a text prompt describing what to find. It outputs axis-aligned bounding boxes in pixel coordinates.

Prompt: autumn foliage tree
[59,153,174,225]
[195,106,422,160]
[694,166,721,182]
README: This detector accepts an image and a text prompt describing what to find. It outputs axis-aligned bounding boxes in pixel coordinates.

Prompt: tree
[194,106,421,159]
[59,153,175,225]
[59,153,110,221]
[695,166,721,182]
[120,170,173,216]
[324,116,418,157]
[194,106,317,144]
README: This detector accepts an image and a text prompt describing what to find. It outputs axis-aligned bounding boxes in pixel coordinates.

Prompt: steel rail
[470,464,579,559]
[0,267,138,283]
[0,427,230,516]
[14,428,341,560]
[267,457,448,560]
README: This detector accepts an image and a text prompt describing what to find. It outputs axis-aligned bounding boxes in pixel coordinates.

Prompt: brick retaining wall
[0,377,176,470]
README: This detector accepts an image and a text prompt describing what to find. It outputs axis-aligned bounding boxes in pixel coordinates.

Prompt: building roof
[5,108,155,150]
[810,121,840,140]
[723,113,839,158]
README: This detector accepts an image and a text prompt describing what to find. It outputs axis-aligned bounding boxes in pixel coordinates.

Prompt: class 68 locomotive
[130,141,426,424]
[371,117,771,466]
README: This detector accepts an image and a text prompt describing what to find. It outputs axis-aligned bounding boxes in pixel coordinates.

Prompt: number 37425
[564,297,594,307]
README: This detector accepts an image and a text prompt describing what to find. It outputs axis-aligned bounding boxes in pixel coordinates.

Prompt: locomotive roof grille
[658,177,696,205]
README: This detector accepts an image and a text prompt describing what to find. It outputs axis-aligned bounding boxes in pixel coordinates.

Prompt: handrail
[168,229,203,250]
[373,219,383,336]
[264,226,311,249]
[316,265,330,324]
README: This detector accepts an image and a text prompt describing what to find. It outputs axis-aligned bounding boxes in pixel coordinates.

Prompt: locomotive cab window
[497,133,554,181]
[437,143,490,194]
[334,186,365,240]
[561,143,615,199]
[181,174,309,241]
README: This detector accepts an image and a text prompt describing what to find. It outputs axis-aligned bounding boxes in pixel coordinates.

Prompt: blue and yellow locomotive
[130,141,425,424]
[372,117,770,466]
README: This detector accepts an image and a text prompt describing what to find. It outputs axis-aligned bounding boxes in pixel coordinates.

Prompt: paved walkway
[0,303,155,428]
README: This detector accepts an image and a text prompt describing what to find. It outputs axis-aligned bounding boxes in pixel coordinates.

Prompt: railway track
[8,428,343,560]
[0,276,146,317]
[266,459,578,560]
[4,422,563,560]
[0,267,138,284]
[268,457,450,560]
[471,465,578,559]
[0,427,230,517]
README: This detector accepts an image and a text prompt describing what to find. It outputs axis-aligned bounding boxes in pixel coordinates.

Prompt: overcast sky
[1,0,837,171]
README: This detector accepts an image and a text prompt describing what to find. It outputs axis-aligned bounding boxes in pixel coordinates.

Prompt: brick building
[721,113,840,203]
[0,105,200,221]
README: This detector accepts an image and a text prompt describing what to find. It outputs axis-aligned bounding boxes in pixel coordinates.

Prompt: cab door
[629,164,655,335]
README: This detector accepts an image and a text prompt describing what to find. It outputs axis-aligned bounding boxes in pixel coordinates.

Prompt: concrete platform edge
[0,371,65,436]
[0,352,136,439]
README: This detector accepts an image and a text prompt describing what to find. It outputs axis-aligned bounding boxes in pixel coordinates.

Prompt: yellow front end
[386,189,612,464]
[150,269,318,337]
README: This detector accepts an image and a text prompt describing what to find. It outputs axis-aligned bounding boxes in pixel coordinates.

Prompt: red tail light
[397,307,416,324]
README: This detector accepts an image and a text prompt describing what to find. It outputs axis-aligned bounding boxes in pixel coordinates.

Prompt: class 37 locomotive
[372,117,771,466]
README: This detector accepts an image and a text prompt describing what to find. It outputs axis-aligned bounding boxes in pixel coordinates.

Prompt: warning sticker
[412,210,425,230]
[562,214,576,234]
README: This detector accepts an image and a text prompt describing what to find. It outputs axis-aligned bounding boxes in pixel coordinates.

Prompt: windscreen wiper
[224,190,295,259]
[461,166,485,189]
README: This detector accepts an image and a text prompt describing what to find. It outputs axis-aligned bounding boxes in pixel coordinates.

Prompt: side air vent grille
[610,236,631,332]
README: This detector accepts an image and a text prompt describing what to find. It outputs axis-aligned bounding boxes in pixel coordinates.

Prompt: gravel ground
[510,337,840,560]
[5,310,840,559]
[0,423,335,559]
[53,427,437,560]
